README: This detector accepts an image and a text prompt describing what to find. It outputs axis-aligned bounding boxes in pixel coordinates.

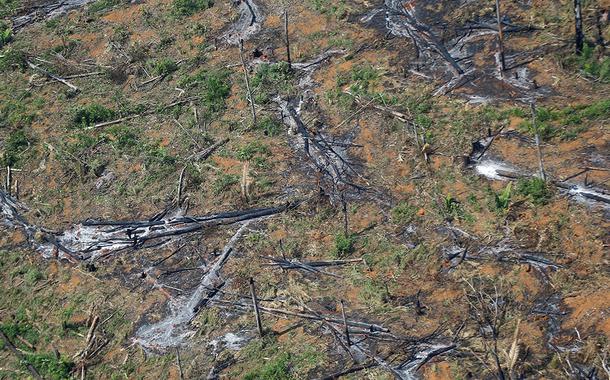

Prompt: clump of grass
[151,58,178,76]
[88,0,120,14]
[1,129,30,167]
[564,43,610,83]
[236,142,270,161]
[0,21,12,48]
[256,116,282,137]
[212,173,239,194]
[251,62,293,104]
[0,47,27,71]
[309,0,348,19]
[516,177,552,205]
[518,99,610,140]
[0,0,19,18]
[494,183,512,211]
[25,352,74,380]
[72,104,116,128]
[332,232,356,258]
[244,352,292,380]
[173,0,214,16]
[180,69,231,115]
[391,201,417,225]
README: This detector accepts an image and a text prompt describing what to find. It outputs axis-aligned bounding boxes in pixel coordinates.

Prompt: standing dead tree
[495,0,506,74]
[574,0,584,54]
[530,103,546,181]
[239,39,257,128]
[464,277,513,380]
[284,9,292,68]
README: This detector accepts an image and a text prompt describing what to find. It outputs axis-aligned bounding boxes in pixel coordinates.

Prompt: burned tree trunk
[574,0,584,54]
[495,0,506,74]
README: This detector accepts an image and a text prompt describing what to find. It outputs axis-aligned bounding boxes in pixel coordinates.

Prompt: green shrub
[391,201,417,224]
[517,177,552,205]
[212,173,239,194]
[251,62,293,104]
[0,0,18,17]
[0,321,39,348]
[236,142,270,161]
[309,0,348,18]
[1,129,30,167]
[580,43,610,82]
[494,183,512,211]
[173,0,214,16]
[25,352,74,380]
[332,232,356,258]
[88,0,120,14]
[0,47,27,71]
[72,104,116,128]
[181,69,231,114]
[151,58,178,76]
[0,21,12,48]
[256,116,282,137]
[244,352,293,380]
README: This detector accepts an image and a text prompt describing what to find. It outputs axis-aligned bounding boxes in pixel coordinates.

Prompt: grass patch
[0,21,12,48]
[516,177,552,206]
[179,69,231,116]
[493,183,512,212]
[0,47,27,71]
[517,99,610,140]
[563,43,610,83]
[173,0,214,16]
[88,0,121,14]
[255,116,282,137]
[331,232,356,258]
[236,142,270,161]
[150,58,178,76]
[1,129,31,167]
[251,62,294,104]
[391,201,417,225]
[72,104,116,128]
[212,173,239,194]
[25,352,74,380]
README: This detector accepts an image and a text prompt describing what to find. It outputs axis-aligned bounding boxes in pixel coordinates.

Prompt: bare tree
[464,277,512,380]
[574,0,584,54]
[495,0,506,73]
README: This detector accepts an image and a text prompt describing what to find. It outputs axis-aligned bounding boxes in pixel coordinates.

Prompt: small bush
[1,129,30,167]
[494,183,512,211]
[25,352,74,380]
[212,173,239,194]
[252,62,293,104]
[180,69,231,114]
[0,47,27,71]
[72,104,116,128]
[332,232,356,258]
[391,201,417,225]
[256,116,282,137]
[88,0,120,14]
[0,21,12,48]
[244,352,292,380]
[517,177,552,205]
[173,0,214,16]
[236,142,270,161]
[151,58,178,76]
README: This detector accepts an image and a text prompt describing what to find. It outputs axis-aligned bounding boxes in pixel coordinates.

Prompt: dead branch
[0,330,43,380]
[188,138,230,161]
[27,60,79,92]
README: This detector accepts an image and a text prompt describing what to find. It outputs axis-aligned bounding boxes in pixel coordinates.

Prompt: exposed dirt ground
[0,0,609,379]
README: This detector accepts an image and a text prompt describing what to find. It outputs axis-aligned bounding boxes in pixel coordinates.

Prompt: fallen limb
[211,299,390,333]
[0,330,43,380]
[188,138,230,161]
[27,60,79,92]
